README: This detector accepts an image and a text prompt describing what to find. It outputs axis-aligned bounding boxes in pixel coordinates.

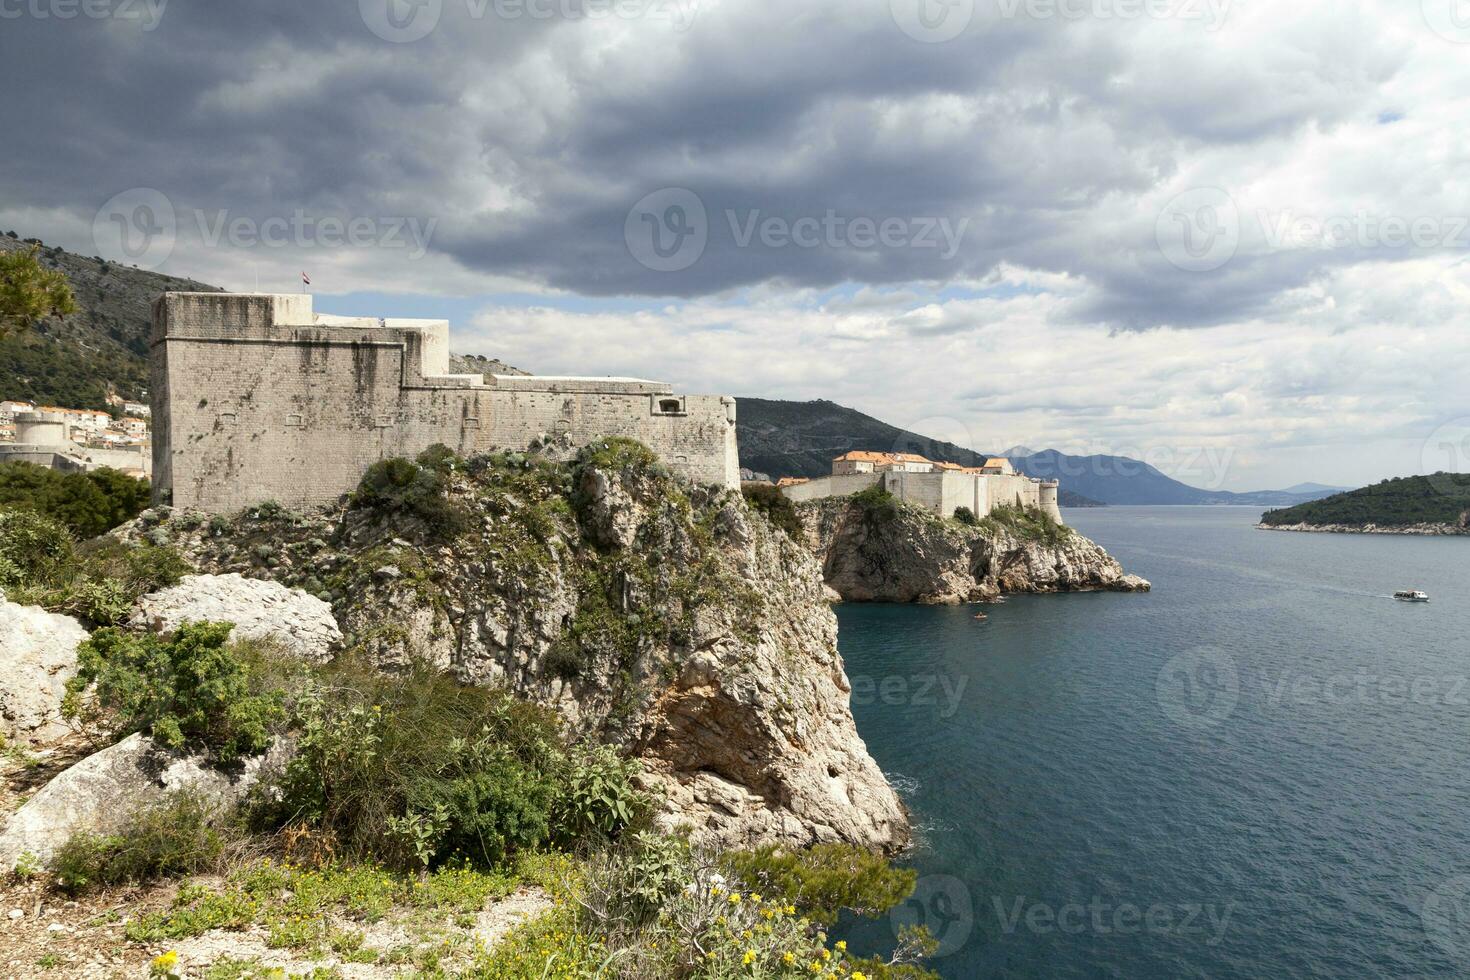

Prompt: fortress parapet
[151,293,740,512]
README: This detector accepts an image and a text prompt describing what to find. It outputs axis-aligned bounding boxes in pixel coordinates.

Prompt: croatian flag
[301,271,311,286]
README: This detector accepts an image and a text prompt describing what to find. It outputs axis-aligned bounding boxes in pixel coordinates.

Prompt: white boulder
[133,573,342,661]
[0,599,88,745]
[0,732,290,867]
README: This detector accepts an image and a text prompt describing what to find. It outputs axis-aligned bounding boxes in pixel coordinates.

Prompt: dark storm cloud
[0,0,1420,327]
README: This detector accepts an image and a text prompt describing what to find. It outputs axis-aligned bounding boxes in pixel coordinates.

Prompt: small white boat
[1394,590,1430,603]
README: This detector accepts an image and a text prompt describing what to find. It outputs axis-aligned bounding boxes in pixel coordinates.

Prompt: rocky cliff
[798,495,1149,604]
[108,444,908,853]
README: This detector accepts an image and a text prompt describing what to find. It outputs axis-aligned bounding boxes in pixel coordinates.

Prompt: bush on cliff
[0,506,73,589]
[952,505,979,527]
[349,444,472,540]
[742,483,804,539]
[0,506,187,625]
[49,792,228,894]
[852,484,901,523]
[63,621,286,763]
[252,657,651,871]
[0,461,151,538]
[980,503,1070,546]
[723,842,918,926]
[477,833,941,979]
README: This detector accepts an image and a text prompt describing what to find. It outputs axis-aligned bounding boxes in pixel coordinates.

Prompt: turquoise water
[833,506,1470,978]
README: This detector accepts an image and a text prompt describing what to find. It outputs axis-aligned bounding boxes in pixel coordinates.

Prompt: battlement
[151,293,739,512]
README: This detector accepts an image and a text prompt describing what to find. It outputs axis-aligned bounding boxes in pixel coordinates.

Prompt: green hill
[0,234,218,411]
[1260,474,1470,529]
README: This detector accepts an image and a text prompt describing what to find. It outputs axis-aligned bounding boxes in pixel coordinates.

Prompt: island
[1258,472,1470,535]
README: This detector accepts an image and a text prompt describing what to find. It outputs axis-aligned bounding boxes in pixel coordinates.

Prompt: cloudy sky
[3,0,1469,490]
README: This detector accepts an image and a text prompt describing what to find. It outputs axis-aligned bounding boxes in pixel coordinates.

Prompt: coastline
[1256,521,1470,536]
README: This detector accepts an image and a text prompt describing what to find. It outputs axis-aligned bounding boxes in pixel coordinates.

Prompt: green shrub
[574,437,660,474]
[0,508,187,626]
[0,461,150,538]
[980,503,1070,545]
[350,445,471,540]
[0,507,73,589]
[49,793,224,894]
[742,483,804,539]
[952,505,978,526]
[51,538,190,625]
[554,835,941,980]
[852,484,901,523]
[550,743,653,847]
[63,622,285,763]
[723,843,918,926]
[254,658,619,870]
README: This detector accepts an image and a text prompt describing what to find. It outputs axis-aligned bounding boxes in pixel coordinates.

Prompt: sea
[832,506,1470,979]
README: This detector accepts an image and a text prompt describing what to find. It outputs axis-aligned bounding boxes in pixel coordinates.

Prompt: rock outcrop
[132,573,342,662]
[109,451,909,852]
[0,733,291,867]
[798,496,1149,604]
[0,598,88,745]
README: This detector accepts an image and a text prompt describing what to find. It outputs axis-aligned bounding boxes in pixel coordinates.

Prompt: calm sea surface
[833,506,1470,979]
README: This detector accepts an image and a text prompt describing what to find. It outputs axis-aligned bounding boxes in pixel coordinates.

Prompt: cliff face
[798,497,1149,604]
[115,448,908,853]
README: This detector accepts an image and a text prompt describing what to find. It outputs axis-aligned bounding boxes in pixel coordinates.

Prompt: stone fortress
[779,451,1063,524]
[151,293,740,512]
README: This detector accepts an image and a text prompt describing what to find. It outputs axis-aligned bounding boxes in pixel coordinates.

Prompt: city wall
[151,293,740,512]
[780,470,1062,523]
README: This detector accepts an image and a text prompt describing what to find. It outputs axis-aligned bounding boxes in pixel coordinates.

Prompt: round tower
[15,411,68,446]
[1039,480,1062,523]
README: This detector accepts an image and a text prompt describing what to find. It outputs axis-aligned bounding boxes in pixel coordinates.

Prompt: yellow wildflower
[729,892,743,904]
[783,952,797,964]
[743,949,757,965]
[836,941,847,952]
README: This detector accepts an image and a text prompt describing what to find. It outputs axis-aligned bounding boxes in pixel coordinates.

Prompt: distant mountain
[0,234,218,411]
[1009,448,1345,507]
[1260,474,1470,529]
[1281,482,1353,496]
[734,398,1103,506]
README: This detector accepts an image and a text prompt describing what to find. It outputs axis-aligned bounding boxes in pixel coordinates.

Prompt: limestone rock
[799,497,1150,603]
[138,463,910,853]
[0,733,291,867]
[132,573,342,661]
[0,599,88,745]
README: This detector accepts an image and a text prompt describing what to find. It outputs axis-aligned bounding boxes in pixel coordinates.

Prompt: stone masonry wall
[779,470,1063,523]
[151,293,739,512]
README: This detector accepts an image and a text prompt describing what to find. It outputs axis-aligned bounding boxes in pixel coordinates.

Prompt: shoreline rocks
[1256,522,1470,536]
[798,497,1150,604]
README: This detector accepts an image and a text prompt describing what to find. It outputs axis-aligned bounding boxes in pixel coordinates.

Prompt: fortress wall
[152,293,740,513]
[482,390,738,489]
[780,469,1065,524]
[780,473,884,504]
